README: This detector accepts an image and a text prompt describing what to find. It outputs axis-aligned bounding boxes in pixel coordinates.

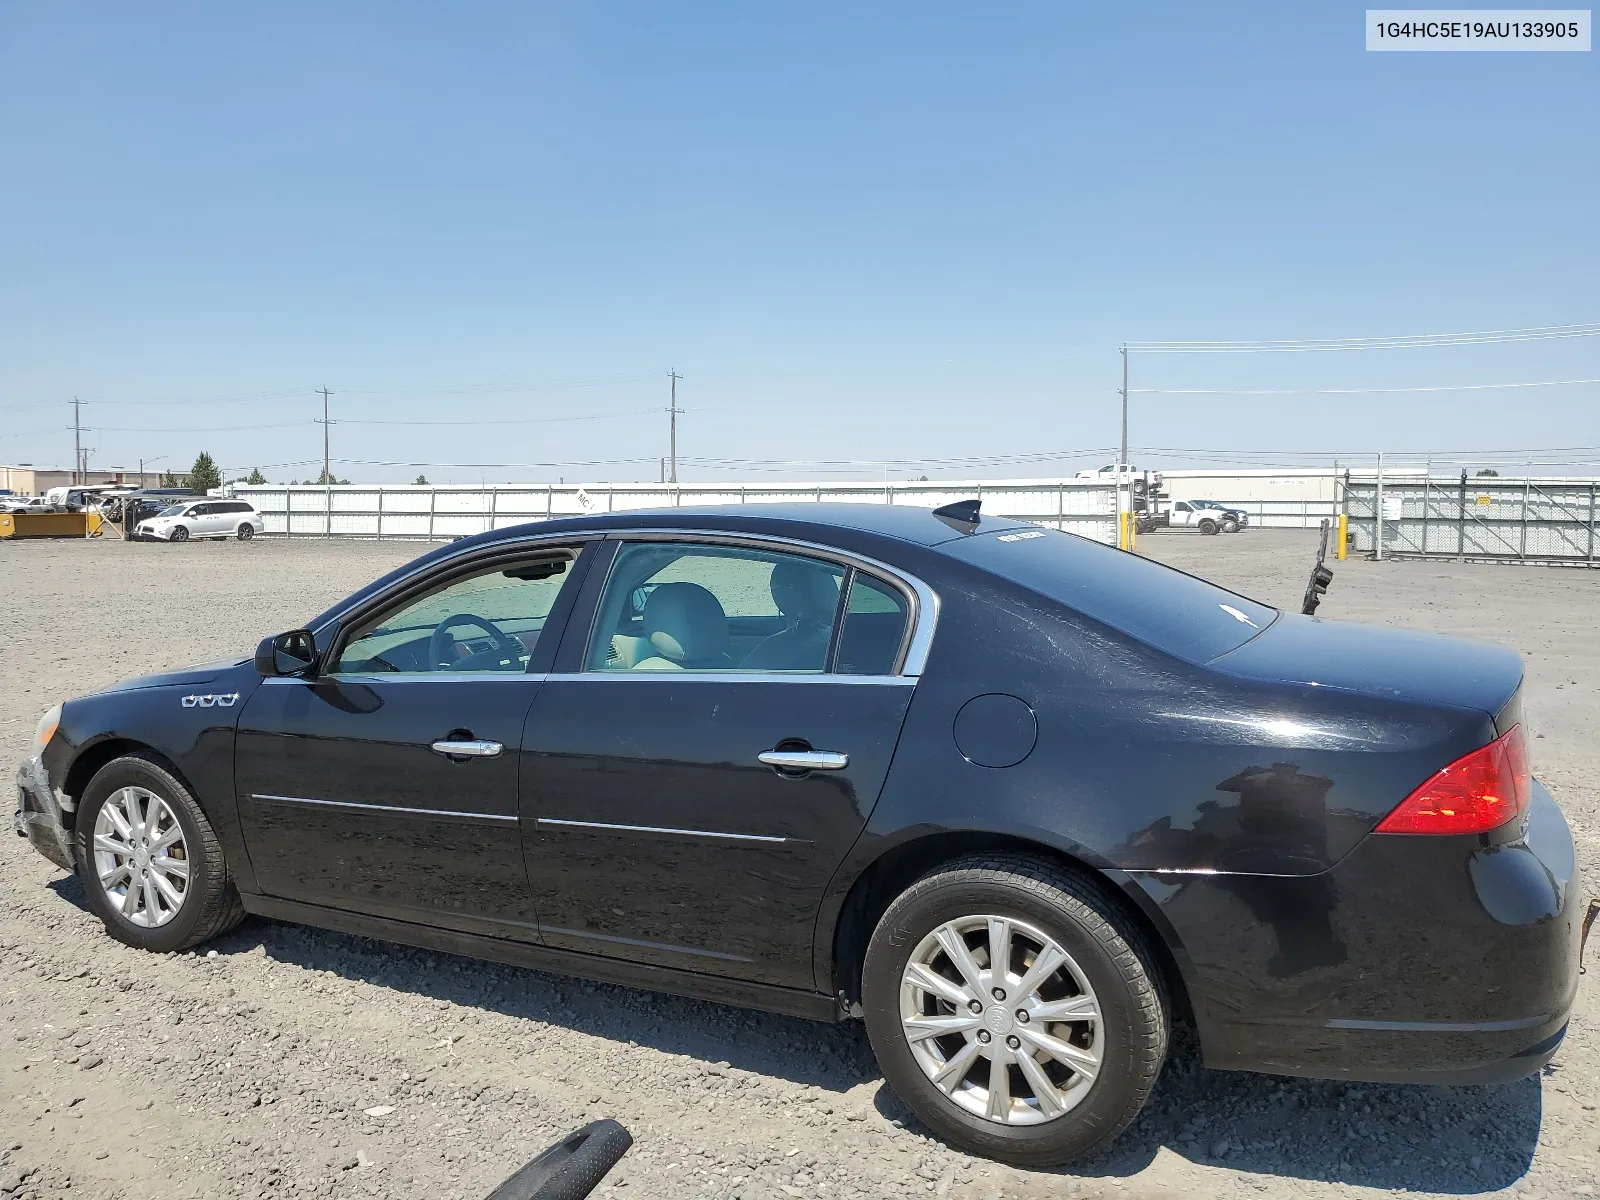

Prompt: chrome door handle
[430,739,503,758]
[758,749,848,771]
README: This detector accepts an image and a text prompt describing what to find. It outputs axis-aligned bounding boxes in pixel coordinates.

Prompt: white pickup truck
[1075,463,1163,490]
[1167,499,1248,534]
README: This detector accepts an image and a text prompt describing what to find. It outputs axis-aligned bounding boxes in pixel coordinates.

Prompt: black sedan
[14,503,1591,1166]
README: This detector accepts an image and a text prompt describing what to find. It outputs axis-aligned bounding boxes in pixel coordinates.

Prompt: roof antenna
[931,498,981,533]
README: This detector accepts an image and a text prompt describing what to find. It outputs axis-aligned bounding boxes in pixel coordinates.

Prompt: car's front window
[157,504,187,517]
[331,551,576,674]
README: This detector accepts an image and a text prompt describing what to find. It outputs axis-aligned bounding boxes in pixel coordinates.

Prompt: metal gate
[1345,476,1600,564]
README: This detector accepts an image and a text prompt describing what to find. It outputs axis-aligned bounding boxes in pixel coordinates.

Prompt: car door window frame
[548,531,935,680]
[309,537,601,681]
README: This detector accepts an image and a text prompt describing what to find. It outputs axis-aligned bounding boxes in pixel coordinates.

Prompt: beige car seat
[631,582,732,670]
[740,559,839,672]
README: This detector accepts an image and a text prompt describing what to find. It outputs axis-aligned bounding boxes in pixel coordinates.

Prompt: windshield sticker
[996,530,1046,542]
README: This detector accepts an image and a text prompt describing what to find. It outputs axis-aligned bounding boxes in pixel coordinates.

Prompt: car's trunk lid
[1206,613,1524,720]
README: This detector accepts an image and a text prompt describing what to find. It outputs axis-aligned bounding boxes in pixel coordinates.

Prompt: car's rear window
[942,527,1276,663]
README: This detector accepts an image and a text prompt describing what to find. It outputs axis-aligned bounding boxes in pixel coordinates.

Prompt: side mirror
[255,629,317,677]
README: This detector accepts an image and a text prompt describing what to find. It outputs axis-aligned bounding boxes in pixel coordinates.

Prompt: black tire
[237,523,254,541]
[169,525,190,543]
[1221,519,1239,534]
[71,754,246,953]
[1197,519,1218,536]
[862,855,1167,1167]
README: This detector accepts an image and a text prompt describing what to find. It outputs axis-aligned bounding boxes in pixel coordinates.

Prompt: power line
[336,407,661,427]
[1130,376,1600,396]
[1125,321,1600,353]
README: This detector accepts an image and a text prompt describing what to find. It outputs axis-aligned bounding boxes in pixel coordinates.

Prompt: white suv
[135,499,265,542]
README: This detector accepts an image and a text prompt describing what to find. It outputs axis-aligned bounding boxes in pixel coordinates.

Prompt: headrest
[643,582,729,664]
[769,560,839,623]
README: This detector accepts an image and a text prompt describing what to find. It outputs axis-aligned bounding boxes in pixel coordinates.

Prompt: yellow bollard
[1336,513,1348,560]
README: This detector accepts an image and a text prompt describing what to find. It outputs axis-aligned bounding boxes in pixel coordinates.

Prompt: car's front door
[235,541,593,941]
[521,538,922,990]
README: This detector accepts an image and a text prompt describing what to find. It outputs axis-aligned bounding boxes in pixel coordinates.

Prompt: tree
[1475,468,1500,477]
[245,467,267,485]
[414,474,429,486]
[160,471,180,488]
[313,468,350,485]
[188,451,222,494]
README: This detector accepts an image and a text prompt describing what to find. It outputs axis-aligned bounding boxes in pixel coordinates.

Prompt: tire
[1221,519,1239,534]
[237,524,254,541]
[169,525,190,543]
[862,855,1167,1167]
[71,754,246,953]
[1197,519,1218,536]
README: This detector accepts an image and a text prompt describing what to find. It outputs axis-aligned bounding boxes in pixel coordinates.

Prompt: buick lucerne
[15,503,1590,1165]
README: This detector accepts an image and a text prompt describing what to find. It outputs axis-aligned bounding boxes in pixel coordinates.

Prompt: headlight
[33,704,61,754]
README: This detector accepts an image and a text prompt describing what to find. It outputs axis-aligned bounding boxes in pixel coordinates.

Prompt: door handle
[758,749,848,772]
[430,739,503,759]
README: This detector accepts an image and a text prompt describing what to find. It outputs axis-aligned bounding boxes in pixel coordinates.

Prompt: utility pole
[72,397,83,485]
[316,387,334,485]
[1118,347,1130,546]
[667,370,683,485]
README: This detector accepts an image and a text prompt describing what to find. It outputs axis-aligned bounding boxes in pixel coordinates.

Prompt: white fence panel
[228,479,1124,545]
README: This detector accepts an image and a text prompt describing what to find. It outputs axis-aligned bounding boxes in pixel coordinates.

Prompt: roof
[474,502,1030,550]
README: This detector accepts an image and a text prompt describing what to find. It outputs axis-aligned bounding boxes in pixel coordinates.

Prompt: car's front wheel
[862,855,1167,1167]
[169,525,189,542]
[1197,519,1218,535]
[72,754,246,953]
[1222,519,1240,533]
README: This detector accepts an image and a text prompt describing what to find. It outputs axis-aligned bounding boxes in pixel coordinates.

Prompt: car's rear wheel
[237,523,254,540]
[169,525,189,542]
[862,855,1167,1167]
[1197,519,1218,535]
[72,754,246,953]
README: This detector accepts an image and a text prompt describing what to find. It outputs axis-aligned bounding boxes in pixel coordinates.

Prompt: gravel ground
[1,529,1595,1200]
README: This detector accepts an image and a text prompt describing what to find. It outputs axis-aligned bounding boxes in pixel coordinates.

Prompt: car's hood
[93,658,251,696]
[1207,613,1523,719]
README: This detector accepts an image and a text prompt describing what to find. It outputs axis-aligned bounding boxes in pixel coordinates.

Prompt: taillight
[1375,724,1531,835]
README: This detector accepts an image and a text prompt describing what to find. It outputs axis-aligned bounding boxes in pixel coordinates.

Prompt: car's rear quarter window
[942,527,1275,663]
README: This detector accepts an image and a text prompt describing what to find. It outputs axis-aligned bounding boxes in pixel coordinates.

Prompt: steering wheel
[427,613,522,671]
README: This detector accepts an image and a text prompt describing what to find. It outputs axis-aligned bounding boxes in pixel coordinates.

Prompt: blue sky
[1,3,1596,483]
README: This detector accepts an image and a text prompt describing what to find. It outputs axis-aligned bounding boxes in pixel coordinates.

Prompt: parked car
[1166,499,1247,535]
[0,495,49,514]
[15,503,1590,1167]
[134,498,264,542]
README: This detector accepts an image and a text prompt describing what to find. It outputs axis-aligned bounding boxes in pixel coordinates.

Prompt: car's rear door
[234,540,595,941]
[520,536,927,991]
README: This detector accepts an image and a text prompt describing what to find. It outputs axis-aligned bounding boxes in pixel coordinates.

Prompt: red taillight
[1375,724,1530,835]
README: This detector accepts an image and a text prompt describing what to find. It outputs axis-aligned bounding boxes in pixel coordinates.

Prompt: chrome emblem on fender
[181,693,239,709]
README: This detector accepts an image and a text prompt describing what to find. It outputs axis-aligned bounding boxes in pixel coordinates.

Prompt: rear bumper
[1139,779,1586,1085]
[15,755,73,871]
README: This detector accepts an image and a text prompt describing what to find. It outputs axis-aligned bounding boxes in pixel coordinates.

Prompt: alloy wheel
[92,786,190,928]
[899,914,1103,1125]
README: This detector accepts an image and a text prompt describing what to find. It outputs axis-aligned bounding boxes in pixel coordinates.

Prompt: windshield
[157,504,190,517]
[943,527,1276,663]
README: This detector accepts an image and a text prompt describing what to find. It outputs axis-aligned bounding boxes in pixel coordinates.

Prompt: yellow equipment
[0,511,104,539]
